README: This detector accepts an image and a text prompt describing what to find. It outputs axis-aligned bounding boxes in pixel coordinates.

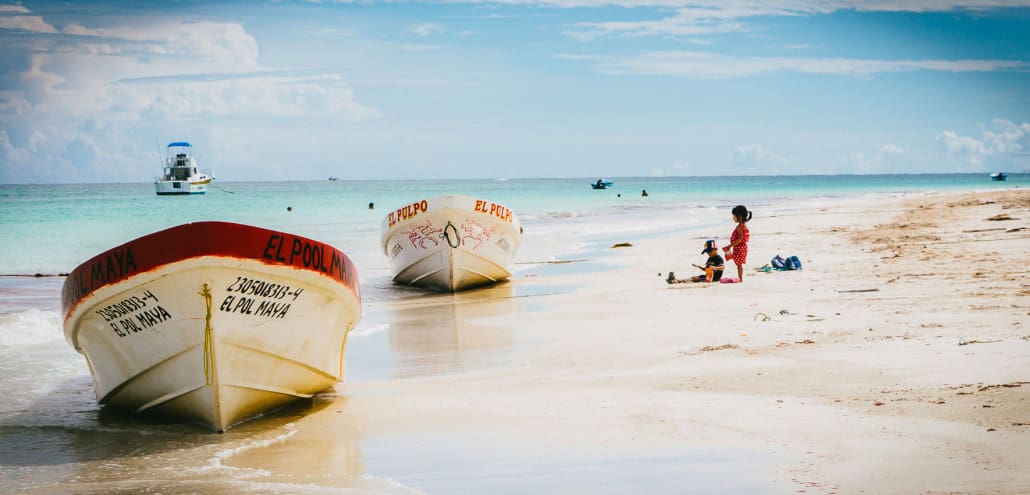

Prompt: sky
[0,1,1028,183]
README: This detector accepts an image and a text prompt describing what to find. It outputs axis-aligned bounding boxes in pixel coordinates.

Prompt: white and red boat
[61,222,361,432]
[380,195,522,292]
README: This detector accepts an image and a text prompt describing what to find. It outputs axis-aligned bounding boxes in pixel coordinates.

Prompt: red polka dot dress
[729,224,749,265]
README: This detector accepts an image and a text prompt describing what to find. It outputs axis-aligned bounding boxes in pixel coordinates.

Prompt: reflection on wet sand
[215,396,377,491]
[386,282,522,378]
[346,280,578,381]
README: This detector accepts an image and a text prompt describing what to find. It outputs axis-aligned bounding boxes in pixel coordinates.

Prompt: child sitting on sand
[667,240,724,283]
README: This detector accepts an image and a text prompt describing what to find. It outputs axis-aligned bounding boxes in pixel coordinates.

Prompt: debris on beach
[682,343,740,355]
[958,338,1002,345]
[610,242,633,248]
[985,213,1015,221]
[977,382,1028,392]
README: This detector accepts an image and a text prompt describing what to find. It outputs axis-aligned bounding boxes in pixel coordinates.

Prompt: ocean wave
[0,309,63,346]
[349,323,390,338]
[197,423,299,474]
[520,210,580,221]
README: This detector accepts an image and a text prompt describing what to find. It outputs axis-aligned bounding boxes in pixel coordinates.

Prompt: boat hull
[381,195,521,292]
[155,179,211,195]
[62,222,361,431]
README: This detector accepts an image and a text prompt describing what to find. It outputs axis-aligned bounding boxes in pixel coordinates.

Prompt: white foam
[191,423,299,477]
[349,323,390,338]
[0,309,63,346]
[233,476,429,495]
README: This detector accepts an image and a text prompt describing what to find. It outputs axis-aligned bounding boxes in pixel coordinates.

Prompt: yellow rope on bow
[200,283,214,386]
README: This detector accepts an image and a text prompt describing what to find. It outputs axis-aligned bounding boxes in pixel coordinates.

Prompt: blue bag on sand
[771,255,787,269]
[787,255,802,270]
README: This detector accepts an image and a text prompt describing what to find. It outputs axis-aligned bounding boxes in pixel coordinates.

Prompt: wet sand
[317,188,1028,493]
[5,189,1029,494]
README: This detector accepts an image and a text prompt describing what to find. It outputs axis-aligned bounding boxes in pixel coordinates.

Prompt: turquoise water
[1,173,1023,275]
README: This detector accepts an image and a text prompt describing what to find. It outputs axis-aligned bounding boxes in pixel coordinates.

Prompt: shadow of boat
[0,375,334,468]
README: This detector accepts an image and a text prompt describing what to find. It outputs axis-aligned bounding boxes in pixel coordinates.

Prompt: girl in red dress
[723,205,752,282]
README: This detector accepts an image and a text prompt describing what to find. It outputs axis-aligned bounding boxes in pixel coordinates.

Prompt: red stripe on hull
[62,222,359,320]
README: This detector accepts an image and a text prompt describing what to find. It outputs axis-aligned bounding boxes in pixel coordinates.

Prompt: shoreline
[1,186,1028,493]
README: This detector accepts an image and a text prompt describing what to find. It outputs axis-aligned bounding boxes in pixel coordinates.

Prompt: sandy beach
[6,188,1028,494]
[291,188,1029,494]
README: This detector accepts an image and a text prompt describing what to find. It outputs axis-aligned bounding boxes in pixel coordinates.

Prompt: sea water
[0,173,1024,493]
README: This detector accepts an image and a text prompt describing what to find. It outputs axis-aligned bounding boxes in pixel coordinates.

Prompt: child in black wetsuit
[667,240,725,283]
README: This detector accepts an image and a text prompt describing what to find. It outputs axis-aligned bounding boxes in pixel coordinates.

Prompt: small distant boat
[591,179,613,189]
[155,142,214,195]
[61,222,361,432]
[990,172,1007,181]
[380,195,522,292]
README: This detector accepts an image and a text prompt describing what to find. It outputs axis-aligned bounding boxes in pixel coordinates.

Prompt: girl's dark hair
[732,205,752,222]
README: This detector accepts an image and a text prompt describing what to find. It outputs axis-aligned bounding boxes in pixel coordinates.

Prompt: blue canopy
[167,141,192,147]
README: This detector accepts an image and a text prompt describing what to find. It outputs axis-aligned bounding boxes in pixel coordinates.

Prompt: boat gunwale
[379,195,522,254]
[61,221,360,325]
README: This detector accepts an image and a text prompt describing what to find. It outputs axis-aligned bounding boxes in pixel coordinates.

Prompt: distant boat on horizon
[990,172,1007,181]
[154,142,214,195]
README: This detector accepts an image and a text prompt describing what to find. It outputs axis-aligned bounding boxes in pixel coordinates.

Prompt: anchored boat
[61,222,361,431]
[380,195,522,292]
[155,142,214,195]
[990,172,1007,181]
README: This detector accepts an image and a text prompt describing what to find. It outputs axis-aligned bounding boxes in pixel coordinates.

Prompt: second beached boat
[380,195,522,292]
[61,221,361,432]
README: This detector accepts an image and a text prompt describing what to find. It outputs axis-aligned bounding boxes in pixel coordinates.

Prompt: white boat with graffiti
[380,194,522,292]
[61,221,361,432]
[154,141,214,195]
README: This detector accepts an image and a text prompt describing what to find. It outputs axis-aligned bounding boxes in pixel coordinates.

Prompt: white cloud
[24,130,45,151]
[936,130,985,155]
[936,119,1030,168]
[17,54,66,101]
[0,10,57,33]
[0,8,382,183]
[0,5,32,14]
[464,0,1030,11]
[559,50,1030,79]
[554,1,1030,40]
[879,144,904,155]
[731,144,787,168]
[564,14,744,41]
[75,20,260,68]
[982,119,1030,154]
[837,144,906,173]
[409,22,446,37]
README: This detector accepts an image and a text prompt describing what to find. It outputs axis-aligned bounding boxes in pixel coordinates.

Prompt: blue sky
[0,1,1028,183]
